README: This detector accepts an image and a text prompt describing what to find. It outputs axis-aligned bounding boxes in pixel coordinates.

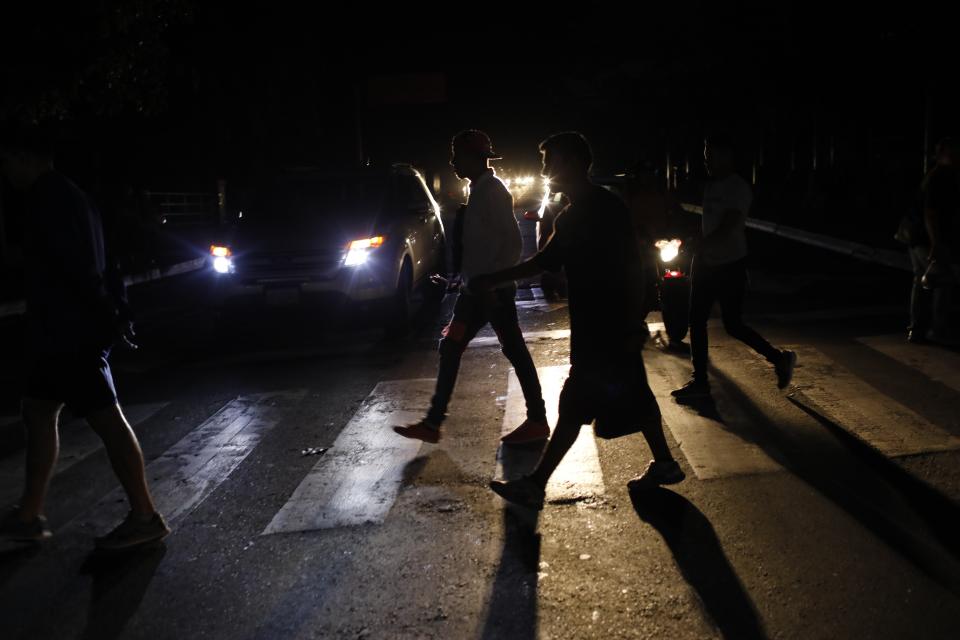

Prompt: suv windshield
[239,174,389,222]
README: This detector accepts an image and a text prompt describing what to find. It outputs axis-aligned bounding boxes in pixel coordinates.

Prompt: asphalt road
[1,233,959,640]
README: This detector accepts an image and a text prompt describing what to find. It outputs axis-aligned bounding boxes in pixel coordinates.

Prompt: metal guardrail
[0,257,208,319]
[679,203,911,272]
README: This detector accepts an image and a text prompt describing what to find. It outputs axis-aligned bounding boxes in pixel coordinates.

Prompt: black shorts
[25,349,117,417]
[558,362,661,428]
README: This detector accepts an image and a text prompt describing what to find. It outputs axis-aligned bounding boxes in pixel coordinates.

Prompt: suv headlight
[210,245,234,274]
[344,236,385,266]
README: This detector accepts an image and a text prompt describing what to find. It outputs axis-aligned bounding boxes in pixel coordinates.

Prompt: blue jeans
[427,286,546,425]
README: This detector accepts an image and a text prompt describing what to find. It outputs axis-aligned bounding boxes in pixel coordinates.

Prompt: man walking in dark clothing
[474,132,684,510]
[919,137,960,345]
[393,130,548,445]
[672,133,796,401]
[0,125,169,550]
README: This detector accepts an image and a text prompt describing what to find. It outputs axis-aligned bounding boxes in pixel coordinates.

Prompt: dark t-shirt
[24,171,118,354]
[534,185,647,367]
[922,164,960,258]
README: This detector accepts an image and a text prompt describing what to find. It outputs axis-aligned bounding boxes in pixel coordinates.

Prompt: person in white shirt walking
[394,130,547,444]
[672,132,796,401]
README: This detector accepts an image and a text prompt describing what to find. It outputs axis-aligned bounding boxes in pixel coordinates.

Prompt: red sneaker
[393,419,441,444]
[500,418,550,445]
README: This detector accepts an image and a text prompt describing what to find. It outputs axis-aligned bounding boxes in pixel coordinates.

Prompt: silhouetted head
[539,131,592,194]
[450,129,500,182]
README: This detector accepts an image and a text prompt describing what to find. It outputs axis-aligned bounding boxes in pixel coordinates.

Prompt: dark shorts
[25,349,117,417]
[558,361,661,428]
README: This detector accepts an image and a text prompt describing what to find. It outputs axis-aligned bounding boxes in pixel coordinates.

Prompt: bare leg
[18,398,64,520]
[529,414,582,487]
[641,417,673,462]
[86,403,157,515]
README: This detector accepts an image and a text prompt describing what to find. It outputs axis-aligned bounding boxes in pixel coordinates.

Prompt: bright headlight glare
[344,249,369,266]
[213,256,233,273]
[348,236,385,250]
[655,239,682,263]
[344,236,385,266]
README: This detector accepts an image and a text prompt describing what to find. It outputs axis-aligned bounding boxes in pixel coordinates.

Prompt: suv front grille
[235,251,344,282]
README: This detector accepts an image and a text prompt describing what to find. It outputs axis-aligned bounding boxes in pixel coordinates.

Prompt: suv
[209,164,446,333]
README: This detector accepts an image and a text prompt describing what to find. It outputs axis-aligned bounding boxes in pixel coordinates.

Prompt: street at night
[1,3,959,639]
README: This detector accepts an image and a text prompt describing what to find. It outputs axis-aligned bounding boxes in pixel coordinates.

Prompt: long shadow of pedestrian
[630,487,767,640]
[76,544,167,640]
[707,366,960,595]
[676,393,725,425]
[480,441,544,640]
[786,391,960,571]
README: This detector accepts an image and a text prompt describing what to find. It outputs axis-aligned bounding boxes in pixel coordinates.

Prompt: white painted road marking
[0,402,169,507]
[498,365,605,502]
[785,345,960,457]
[263,380,433,534]
[69,389,306,533]
[470,329,571,349]
[856,334,960,395]
[648,356,783,480]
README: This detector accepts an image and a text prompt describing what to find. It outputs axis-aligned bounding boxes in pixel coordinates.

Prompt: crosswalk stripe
[499,365,605,502]
[66,389,306,535]
[469,323,668,350]
[647,355,783,480]
[514,288,568,312]
[469,329,571,349]
[783,345,960,457]
[0,402,169,508]
[262,380,433,534]
[856,334,960,395]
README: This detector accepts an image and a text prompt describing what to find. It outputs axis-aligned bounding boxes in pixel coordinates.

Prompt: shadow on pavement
[630,487,768,640]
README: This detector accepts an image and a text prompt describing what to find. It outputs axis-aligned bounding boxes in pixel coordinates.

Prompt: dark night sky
[2,2,957,190]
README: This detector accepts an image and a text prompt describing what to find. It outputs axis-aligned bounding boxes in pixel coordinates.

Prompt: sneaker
[392,419,440,444]
[671,378,710,400]
[95,511,170,551]
[0,507,52,543]
[489,476,545,511]
[775,350,797,389]
[627,460,685,490]
[500,418,550,445]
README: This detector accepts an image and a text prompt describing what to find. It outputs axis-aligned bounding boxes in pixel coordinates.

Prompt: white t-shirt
[701,173,752,266]
[460,169,522,288]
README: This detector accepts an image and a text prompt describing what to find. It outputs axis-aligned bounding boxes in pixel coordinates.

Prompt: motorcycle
[653,237,692,345]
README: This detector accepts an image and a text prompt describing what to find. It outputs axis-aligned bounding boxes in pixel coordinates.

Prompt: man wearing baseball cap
[394,130,548,444]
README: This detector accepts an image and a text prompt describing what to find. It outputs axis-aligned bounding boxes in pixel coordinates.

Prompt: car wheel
[661,280,690,344]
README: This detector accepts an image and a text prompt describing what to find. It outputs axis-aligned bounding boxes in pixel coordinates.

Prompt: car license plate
[264,286,300,306]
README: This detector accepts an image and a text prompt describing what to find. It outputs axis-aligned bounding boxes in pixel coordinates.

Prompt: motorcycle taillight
[664,270,683,279]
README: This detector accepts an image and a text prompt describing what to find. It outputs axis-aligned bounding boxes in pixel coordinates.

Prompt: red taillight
[664,270,683,279]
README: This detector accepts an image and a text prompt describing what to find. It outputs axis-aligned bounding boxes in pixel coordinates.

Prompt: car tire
[661,280,690,344]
